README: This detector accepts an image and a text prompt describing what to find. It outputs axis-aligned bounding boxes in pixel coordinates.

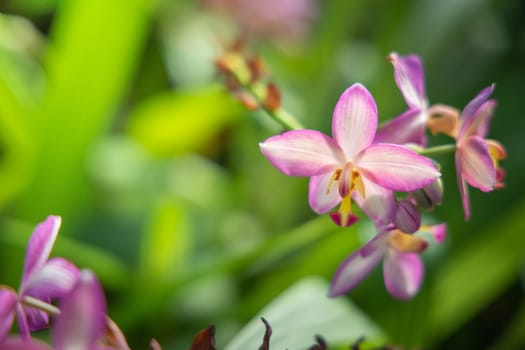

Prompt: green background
[0,0,524,349]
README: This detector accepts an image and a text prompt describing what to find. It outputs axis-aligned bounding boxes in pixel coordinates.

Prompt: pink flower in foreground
[2,270,113,350]
[53,270,110,350]
[375,53,458,146]
[0,337,53,350]
[260,83,441,226]
[455,84,506,220]
[0,216,79,343]
[329,224,446,299]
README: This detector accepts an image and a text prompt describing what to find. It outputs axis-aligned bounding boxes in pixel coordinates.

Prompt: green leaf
[428,199,525,343]
[14,0,152,222]
[0,52,39,209]
[139,198,190,279]
[224,277,386,350]
[128,86,242,157]
[488,301,525,350]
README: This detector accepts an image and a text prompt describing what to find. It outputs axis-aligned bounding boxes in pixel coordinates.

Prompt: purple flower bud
[411,178,443,210]
[394,200,421,234]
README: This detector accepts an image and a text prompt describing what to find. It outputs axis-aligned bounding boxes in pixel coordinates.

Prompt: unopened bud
[394,200,421,234]
[412,178,443,210]
[427,104,460,137]
[234,90,259,111]
[247,55,265,83]
[264,83,281,111]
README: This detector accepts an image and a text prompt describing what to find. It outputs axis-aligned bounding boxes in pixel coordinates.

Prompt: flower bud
[411,178,443,210]
[394,199,421,234]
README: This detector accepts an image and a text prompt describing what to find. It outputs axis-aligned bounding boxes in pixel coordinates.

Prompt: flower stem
[22,296,60,316]
[244,83,304,130]
[417,144,456,157]
[226,58,304,130]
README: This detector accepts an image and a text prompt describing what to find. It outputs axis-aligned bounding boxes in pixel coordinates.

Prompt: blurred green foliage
[0,0,524,349]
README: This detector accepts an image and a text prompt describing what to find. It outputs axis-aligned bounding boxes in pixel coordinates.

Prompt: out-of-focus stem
[224,55,304,130]
[22,296,60,316]
[418,144,456,157]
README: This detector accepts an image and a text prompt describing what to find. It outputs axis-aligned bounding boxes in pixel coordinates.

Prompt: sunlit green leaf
[0,51,39,209]
[139,198,190,279]
[14,0,152,222]
[128,86,242,157]
[225,277,386,350]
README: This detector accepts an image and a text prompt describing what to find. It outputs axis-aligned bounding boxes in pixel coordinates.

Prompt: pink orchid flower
[454,84,506,220]
[329,224,446,300]
[53,270,112,350]
[260,83,441,226]
[375,53,458,146]
[0,337,53,350]
[2,270,113,350]
[0,216,79,342]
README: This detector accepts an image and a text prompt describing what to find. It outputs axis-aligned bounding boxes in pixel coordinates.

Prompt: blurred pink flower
[0,216,79,343]
[203,0,317,41]
[2,270,114,350]
[454,84,506,220]
[375,53,459,146]
[53,270,111,350]
[329,224,446,300]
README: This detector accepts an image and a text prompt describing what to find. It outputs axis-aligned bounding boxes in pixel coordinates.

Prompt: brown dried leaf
[350,336,365,350]
[190,325,216,350]
[100,317,130,350]
[258,318,272,350]
[308,335,327,350]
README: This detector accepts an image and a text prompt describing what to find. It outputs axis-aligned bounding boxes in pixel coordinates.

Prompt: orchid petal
[388,231,428,253]
[23,257,80,300]
[388,53,426,109]
[459,136,495,191]
[259,130,344,176]
[355,144,440,191]
[21,305,49,333]
[16,303,30,340]
[54,270,107,350]
[22,216,61,285]
[455,152,471,221]
[460,100,496,140]
[352,177,395,227]
[458,84,495,139]
[429,224,447,244]
[0,287,17,343]
[1,337,54,350]
[308,172,341,214]
[328,235,388,297]
[374,108,427,146]
[332,83,378,158]
[383,251,424,300]
[487,139,507,161]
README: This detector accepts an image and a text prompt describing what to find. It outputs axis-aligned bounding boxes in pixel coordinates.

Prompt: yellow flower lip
[388,230,428,253]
